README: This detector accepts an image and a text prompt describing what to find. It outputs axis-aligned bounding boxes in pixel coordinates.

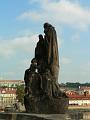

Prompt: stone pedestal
[24,95,69,114]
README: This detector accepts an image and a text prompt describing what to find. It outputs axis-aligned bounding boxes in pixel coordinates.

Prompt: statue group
[24,23,68,114]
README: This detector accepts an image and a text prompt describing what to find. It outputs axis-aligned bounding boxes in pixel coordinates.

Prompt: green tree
[66,82,80,88]
[16,84,25,104]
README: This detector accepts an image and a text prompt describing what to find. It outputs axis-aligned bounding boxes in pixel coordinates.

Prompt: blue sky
[0,0,90,83]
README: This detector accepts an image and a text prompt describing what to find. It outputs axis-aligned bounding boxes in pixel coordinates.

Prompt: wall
[0,112,69,120]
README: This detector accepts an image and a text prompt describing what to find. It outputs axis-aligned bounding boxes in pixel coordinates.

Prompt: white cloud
[0,31,61,79]
[18,0,90,30]
[0,34,38,58]
[0,32,61,59]
[18,11,41,21]
[61,57,72,64]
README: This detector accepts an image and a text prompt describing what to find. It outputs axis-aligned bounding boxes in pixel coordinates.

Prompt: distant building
[66,90,78,95]
[0,80,24,87]
[67,91,90,107]
[0,88,16,108]
[0,80,24,109]
[79,86,90,95]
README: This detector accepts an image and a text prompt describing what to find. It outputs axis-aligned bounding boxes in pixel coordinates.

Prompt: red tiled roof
[67,94,90,100]
[0,88,16,94]
[0,80,24,83]
[80,86,90,90]
[66,90,78,95]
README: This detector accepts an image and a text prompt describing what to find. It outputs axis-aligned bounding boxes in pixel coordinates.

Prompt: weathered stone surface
[0,112,71,120]
[24,96,68,114]
[24,23,68,114]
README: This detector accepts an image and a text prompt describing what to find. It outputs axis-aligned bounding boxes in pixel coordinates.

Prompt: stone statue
[44,23,59,82]
[24,23,68,114]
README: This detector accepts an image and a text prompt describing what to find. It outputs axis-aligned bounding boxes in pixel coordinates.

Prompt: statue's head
[44,22,52,29]
[38,34,43,40]
[31,58,37,65]
[44,23,49,29]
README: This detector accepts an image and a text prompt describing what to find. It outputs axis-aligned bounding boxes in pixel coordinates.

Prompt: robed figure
[44,23,59,82]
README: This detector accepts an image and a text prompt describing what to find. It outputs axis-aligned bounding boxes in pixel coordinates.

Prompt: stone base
[24,95,69,114]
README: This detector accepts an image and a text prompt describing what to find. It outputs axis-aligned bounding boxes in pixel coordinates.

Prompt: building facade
[66,89,90,109]
[0,88,16,108]
[0,80,24,87]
